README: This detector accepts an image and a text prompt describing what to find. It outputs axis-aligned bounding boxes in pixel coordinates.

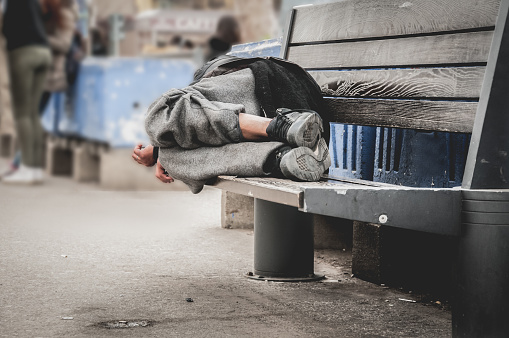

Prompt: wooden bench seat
[213,175,461,235]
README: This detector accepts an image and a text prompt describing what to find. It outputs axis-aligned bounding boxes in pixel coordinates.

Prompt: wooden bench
[212,0,509,335]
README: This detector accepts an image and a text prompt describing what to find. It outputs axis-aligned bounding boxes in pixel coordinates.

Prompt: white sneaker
[2,164,39,185]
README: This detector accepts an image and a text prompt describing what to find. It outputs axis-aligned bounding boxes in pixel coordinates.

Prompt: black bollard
[453,190,509,337]
[251,198,323,282]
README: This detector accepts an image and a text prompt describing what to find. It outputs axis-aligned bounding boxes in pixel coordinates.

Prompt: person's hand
[132,144,156,167]
[155,160,174,183]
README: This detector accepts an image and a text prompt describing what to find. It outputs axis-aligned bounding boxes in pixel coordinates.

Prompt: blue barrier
[373,129,470,188]
[329,124,377,180]
[42,57,196,147]
[329,125,469,187]
[76,57,195,147]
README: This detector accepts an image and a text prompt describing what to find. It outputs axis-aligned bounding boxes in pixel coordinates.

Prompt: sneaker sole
[287,112,324,148]
[280,138,331,182]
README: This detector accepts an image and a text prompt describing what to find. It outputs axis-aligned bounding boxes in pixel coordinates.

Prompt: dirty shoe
[266,108,324,148]
[279,138,331,182]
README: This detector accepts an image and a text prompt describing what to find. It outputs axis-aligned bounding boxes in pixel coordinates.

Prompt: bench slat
[310,67,485,99]
[212,176,387,208]
[324,98,476,133]
[213,176,303,207]
[302,185,462,236]
[288,31,493,70]
[291,0,499,44]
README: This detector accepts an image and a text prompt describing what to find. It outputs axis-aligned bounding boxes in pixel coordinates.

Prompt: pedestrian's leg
[8,48,37,168]
[39,91,51,116]
[30,49,51,168]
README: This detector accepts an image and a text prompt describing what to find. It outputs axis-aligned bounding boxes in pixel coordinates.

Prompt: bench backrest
[281,0,501,134]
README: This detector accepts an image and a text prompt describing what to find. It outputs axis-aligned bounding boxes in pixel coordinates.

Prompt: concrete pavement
[0,165,451,337]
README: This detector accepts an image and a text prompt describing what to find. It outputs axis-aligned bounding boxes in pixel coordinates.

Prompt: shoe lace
[272,112,292,140]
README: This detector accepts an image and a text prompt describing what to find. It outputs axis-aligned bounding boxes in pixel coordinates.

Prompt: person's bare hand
[132,144,156,167]
[155,160,174,183]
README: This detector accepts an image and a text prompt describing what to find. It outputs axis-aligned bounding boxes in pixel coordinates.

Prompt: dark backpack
[191,55,319,87]
[191,55,256,85]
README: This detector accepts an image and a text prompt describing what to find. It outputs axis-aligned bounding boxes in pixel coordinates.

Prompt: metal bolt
[379,214,388,224]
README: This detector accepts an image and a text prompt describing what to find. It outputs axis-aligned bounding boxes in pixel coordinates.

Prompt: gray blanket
[145,68,283,193]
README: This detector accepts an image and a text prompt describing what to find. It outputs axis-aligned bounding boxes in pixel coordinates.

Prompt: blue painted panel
[373,129,470,187]
[329,123,376,179]
[229,38,282,58]
[70,57,195,147]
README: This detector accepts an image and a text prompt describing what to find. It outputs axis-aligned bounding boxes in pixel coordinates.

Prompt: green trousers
[8,46,51,168]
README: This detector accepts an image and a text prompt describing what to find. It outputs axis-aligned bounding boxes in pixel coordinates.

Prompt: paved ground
[0,162,452,337]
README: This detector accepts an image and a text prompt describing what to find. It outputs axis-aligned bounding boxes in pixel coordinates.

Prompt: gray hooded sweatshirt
[145,68,284,193]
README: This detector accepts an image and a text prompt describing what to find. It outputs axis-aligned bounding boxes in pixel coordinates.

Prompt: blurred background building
[87,0,283,58]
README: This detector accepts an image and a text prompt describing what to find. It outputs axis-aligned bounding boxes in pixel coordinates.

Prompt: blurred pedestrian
[3,0,79,181]
[204,15,241,62]
[40,0,79,111]
[1,0,52,184]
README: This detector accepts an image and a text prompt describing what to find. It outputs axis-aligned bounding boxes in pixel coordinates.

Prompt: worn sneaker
[266,108,324,148]
[279,138,331,182]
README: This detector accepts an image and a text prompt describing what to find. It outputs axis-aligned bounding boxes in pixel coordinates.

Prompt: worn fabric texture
[248,58,324,117]
[160,141,284,194]
[145,68,284,194]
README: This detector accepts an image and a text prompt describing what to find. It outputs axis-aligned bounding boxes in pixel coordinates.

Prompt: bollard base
[246,272,325,282]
